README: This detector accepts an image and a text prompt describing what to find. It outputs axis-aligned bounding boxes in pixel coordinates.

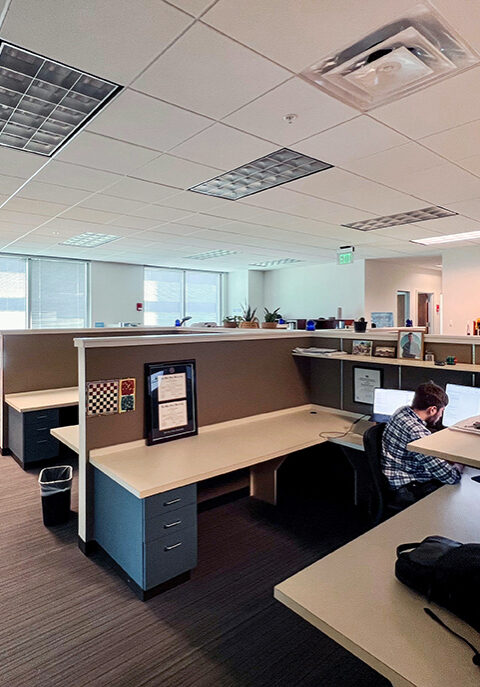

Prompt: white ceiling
[0,0,480,271]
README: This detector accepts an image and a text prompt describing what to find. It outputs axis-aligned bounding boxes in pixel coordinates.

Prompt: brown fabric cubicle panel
[309,359,342,408]
[422,342,472,364]
[85,336,312,450]
[400,366,474,392]
[342,360,398,415]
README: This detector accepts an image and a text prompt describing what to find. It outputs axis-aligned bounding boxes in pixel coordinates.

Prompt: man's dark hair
[412,381,448,410]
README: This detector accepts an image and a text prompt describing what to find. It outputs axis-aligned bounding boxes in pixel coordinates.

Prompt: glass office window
[185,270,220,323]
[30,258,88,328]
[144,267,183,326]
[0,256,27,329]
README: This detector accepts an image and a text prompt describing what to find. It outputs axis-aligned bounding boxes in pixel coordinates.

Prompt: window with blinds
[29,258,88,328]
[0,256,27,329]
[144,267,222,326]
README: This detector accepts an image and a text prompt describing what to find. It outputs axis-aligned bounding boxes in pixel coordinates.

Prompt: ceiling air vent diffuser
[301,2,479,110]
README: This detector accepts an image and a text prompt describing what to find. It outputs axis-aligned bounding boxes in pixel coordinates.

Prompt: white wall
[248,270,265,319]
[364,260,442,333]
[90,261,144,325]
[226,270,249,318]
[442,247,480,334]
[263,260,365,320]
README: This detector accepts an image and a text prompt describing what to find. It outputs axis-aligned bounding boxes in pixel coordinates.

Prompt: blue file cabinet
[8,406,60,467]
[93,468,197,597]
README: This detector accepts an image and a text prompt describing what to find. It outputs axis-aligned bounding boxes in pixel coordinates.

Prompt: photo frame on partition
[353,366,383,405]
[397,330,424,361]
[145,359,197,445]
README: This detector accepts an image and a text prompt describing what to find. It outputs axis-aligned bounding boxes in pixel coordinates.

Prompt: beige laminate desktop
[5,386,78,413]
[408,428,480,470]
[275,469,480,687]
[50,425,79,454]
[88,405,370,501]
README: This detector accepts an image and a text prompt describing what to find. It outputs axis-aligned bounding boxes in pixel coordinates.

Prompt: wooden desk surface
[5,387,78,412]
[275,470,480,687]
[408,428,480,469]
[90,406,364,498]
[51,425,79,454]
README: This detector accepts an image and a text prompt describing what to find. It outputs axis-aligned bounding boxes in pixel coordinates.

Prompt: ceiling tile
[18,182,91,205]
[203,0,416,73]
[80,194,146,215]
[167,0,214,16]
[295,116,408,165]
[224,77,356,146]
[159,191,231,212]
[456,155,480,177]
[34,162,121,192]
[105,178,180,203]
[343,143,446,186]
[171,213,232,229]
[0,176,28,197]
[448,198,480,222]
[133,22,290,119]
[108,215,159,230]
[287,168,428,215]
[0,147,47,179]
[2,197,68,216]
[1,0,192,83]
[392,164,480,205]
[88,89,212,151]
[372,66,480,139]
[406,215,480,236]
[55,132,161,175]
[170,124,274,170]
[133,154,222,188]
[420,120,480,162]
[0,210,43,227]
[129,205,192,222]
[59,207,122,224]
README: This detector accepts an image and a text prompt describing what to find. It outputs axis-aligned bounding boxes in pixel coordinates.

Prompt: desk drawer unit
[8,407,60,465]
[93,468,197,593]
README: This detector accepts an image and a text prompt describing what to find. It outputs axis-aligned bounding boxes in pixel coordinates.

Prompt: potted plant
[239,304,259,329]
[354,316,368,333]
[223,315,240,328]
[262,307,281,329]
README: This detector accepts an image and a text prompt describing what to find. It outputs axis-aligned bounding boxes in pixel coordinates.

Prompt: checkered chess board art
[87,380,119,416]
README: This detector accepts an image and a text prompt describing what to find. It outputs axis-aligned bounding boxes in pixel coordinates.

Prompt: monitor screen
[372,388,415,423]
[443,384,480,427]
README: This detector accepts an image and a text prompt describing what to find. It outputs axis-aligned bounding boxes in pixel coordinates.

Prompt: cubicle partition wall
[0,326,201,451]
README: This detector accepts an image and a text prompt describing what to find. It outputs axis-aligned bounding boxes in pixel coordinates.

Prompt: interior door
[397,293,405,327]
[417,293,430,332]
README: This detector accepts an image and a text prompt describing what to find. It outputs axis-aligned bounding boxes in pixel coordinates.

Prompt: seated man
[382,381,462,508]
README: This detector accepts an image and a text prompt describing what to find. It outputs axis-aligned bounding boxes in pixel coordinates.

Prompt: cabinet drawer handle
[164,542,182,551]
[37,440,48,444]
[164,497,181,506]
[164,520,181,529]
[36,427,47,431]
[36,415,48,419]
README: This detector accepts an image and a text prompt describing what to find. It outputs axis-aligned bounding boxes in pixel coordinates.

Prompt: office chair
[360,423,401,526]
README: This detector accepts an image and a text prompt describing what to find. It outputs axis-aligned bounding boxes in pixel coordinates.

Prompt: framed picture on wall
[397,330,424,360]
[375,346,396,358]
[353,367,383,405]
[145,359,198,445]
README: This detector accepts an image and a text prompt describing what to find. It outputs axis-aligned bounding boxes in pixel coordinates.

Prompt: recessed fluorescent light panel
[60,232,120,247]
[189,148,332,200]
[343,206,457,231]
[411,231,480,245]
[0,41,121,156]
[185,249,239,260]
[301,3,479,110]
[249,258,304,268]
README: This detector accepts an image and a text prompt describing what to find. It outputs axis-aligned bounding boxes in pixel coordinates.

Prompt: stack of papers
[292,347,343,356]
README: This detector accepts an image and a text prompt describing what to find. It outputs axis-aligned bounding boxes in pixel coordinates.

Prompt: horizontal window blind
[0,256,27,329]
[29,258,88,329]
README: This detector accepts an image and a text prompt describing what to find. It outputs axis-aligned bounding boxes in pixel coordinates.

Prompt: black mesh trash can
[38,466,73,526]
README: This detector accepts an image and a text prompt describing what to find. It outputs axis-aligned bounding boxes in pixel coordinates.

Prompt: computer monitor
[443,383,480,427]
[372,388,415,423]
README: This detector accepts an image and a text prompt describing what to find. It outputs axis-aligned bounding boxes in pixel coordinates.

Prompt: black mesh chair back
[362,423,391,526]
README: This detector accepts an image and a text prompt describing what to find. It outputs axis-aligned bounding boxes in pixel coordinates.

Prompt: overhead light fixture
[189,148,332,200]
[185,249,239,260]
[249,258,304,268]
[60,232,120,247]
[343,206,457,231]
[301,3,479,110]
[411,231,480,245]
[0,41,121,156]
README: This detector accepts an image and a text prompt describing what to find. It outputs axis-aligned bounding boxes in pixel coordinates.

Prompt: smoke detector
[301,2,479,111]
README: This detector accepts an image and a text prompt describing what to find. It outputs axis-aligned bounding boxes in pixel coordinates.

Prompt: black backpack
[395,535,480,660]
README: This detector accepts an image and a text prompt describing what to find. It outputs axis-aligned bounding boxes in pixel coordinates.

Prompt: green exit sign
[337,250,354,265]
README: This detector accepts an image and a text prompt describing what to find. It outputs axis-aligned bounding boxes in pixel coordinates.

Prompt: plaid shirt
[382,405,461,489]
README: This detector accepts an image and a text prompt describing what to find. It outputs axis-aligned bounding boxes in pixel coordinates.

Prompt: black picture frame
[353,366,383,405]
[145,359,198,445]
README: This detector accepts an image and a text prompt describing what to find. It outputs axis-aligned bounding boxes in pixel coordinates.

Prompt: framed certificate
[353,366,382,405]
[145,360,197,445]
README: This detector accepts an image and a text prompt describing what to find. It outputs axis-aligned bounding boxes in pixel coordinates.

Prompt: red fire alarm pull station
[436,304,440,313]
[136,303,143,312]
